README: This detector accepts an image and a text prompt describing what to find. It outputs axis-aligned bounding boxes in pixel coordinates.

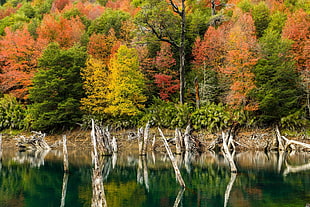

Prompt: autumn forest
[0,0,309,133]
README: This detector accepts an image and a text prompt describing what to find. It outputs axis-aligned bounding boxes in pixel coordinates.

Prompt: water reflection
[0,149,309,207]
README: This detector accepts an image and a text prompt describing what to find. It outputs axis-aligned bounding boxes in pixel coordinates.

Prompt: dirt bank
[1,127,309,152]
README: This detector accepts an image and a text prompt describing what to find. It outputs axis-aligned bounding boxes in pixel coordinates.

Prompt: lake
[0,149,310,207]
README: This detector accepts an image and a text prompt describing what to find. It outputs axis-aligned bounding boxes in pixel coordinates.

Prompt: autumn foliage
[37,14,85,49]
[0,26,47,100]
[221,13,258,111]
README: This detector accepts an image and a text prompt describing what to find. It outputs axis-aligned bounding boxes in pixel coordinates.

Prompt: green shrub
[140,98,177,128]
[280,109,309,130]
[190,102,229,132]
[0,94,26,130]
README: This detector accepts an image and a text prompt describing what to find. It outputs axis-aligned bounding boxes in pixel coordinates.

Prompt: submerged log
[158,128,186,188]
[63,135,69,173]
[138,122,150,155]
[91,119,107,207]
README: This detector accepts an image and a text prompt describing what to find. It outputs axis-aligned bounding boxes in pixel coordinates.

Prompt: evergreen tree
[252,30,302,125]
[28,43,87,131]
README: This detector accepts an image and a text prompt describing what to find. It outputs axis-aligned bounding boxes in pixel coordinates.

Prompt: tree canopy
[0,0,308,131]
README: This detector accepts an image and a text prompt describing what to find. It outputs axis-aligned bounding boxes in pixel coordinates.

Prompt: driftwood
[175,128,182,154]
[16,131,51,151]
[275,126,310,151]
[137,122,150,155]
[91,119,117,156]
[158,127,186,188]
[221,124,238,173]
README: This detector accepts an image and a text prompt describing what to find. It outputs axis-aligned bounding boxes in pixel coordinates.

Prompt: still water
[0,149,309,207]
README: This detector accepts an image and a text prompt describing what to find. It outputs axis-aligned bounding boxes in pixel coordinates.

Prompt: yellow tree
[105,45,147,116]
[80,57,109,115]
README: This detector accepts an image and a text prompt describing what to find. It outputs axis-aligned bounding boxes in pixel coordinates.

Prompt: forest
[0,0,309,134]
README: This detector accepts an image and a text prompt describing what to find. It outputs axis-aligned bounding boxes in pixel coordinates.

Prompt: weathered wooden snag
[158,127,186,188]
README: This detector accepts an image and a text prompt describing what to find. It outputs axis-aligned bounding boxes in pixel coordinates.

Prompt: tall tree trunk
[179,0,186,104]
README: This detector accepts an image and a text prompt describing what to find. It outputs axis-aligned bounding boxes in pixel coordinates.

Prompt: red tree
[282,9,310,73]
[154,74,180,101]
[221,12,259,111]
[0,27,48,99]
[37,14,85,49]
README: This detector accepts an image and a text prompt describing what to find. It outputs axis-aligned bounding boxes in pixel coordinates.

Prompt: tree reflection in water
[0,149,309,207]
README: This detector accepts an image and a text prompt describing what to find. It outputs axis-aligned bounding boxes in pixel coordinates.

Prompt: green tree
[87,8,130,39]
[105,45,147,117]
[252,1,270,38]
[252,30,302,125]
[28,43,87,131]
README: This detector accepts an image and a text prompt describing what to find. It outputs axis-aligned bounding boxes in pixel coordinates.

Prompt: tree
[153,42,178,101]
[282,9,310,115]
[0,26,47,100]
[192,26,226,103]
[221,12,258,111]
[154,74,179,101]
[37,14,85,49]
[135,0,187,104]
[105,45,147,117]
[87,8,130,39]
[87,30,119,64]
[252,1,270,38]
[80,57,109,116]
[252,30,303,125]
[28,43,87,131]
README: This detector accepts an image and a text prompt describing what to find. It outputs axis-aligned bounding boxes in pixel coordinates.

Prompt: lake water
[0,149,310,207]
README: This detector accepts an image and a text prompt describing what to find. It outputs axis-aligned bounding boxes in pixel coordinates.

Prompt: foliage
[104,45,147,117]
[0,94,26,130]
[28,43,87,132]
[87,8,130,39]
[221,12,258,111]
[154,74,179,101]
[140,98,177,128]
[87,30,119,63]
[280,109,309,130]
[251,1,270,38]
[37,14,85,49]
[80,57,109,115]
[252,30,303,125]
[191,102,229,132]
[0,26,47,100]
[282,9,310,73]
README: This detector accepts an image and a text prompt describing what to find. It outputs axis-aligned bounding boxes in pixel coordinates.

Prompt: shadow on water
[0,149,310,206]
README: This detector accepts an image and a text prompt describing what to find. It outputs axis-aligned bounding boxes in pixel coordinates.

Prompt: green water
[0,150,310,207]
